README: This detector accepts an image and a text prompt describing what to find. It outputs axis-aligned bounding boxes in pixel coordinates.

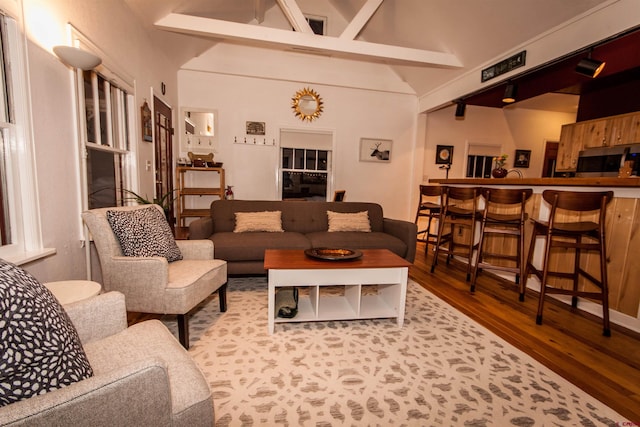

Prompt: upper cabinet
[556,111,640,171]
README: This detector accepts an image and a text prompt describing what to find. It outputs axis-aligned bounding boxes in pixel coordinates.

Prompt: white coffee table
[44,280,102,305]
[264,249,411,334]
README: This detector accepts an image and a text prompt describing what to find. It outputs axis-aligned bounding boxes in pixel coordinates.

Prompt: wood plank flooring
[411,242,640,422]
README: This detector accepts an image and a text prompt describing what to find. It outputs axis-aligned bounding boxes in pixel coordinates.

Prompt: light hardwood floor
[411,242,640,422]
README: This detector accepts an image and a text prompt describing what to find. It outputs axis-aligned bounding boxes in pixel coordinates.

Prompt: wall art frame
[246,121,265,135]
[435,145,454,164]
[359,138,392,163]
[141,101,152,142]
[514,149,531,168]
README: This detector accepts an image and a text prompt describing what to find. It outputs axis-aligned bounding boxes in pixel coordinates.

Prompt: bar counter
[427,176,640,333]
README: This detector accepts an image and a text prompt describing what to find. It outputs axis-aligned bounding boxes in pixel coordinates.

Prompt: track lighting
[455,101,466,119]
[502,83,517,103]
[575,57,606,78]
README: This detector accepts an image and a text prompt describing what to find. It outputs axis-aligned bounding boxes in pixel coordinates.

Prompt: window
[0,14,50,263]
[77,66,134,209]
[281,148,330,200]
[465,143,502,178]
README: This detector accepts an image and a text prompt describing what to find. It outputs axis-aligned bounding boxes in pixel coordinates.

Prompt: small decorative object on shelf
[225,185,234,200]
[491,153,508,178]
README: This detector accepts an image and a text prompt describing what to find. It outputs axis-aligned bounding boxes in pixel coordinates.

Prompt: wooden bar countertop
[429,177,640,187]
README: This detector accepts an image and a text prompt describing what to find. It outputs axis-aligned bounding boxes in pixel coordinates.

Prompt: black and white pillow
[107,206,182,262]
[0,259,93,406]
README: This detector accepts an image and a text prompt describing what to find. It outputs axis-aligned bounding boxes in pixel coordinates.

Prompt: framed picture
[435,145,454,164]
[246,121,265,135]
[514,149,531,168]
[141,101,152,142]
[360,138,392,163]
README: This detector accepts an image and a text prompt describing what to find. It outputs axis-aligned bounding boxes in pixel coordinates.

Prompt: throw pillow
[0,259,93,406]
[234,211,284,233]
[107,206,183,262]
[327,210,371,232]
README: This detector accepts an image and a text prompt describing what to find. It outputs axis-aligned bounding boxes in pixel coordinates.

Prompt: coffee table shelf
[265,249,410,333]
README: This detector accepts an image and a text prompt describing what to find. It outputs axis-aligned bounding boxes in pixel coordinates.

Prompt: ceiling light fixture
[575,56,606,78]
[53,45,102,70]
[502,83,517,103]
[455,101,466,119]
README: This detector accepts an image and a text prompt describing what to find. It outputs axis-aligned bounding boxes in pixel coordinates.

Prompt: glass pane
[87,148,116,209]
[306,150,317,170]
[83,71,96,143]
[466,155,475,177]
[110,85,120,149]
[317,150,328,170]
[294,149,304,169]
[0,129,11,244]
[282,148,293,169]
[98,75,108,145]
[483,157,493,177]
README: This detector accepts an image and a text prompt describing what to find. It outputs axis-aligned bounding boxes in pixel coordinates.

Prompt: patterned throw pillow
[234,211,284,233]
[0,259,93,406]
[327,210,372,232]
[107,206,182,262]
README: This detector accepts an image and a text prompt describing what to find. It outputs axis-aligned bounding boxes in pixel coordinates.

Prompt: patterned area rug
[163,277,625,426]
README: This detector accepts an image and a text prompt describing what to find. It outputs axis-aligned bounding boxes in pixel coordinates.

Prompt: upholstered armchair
[82,204,227,349]
[0,291,214,426]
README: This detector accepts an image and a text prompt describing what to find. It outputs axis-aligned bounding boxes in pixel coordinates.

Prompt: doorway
[542,141,559,177]
[153,96,174,224]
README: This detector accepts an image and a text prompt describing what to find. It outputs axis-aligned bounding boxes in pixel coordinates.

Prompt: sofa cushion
[327,210,371,232]
[211,231,311,261]
[306,231,408,259]
[107,206,182,262]
[234,211,284,233]
[0,259,93,406]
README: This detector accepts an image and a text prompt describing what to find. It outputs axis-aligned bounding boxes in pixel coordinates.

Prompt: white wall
[11,0,180,282]
[423,104,575,181]
[178,69,419,220]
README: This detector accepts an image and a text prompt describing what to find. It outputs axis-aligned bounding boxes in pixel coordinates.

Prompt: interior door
[153,96,174,225]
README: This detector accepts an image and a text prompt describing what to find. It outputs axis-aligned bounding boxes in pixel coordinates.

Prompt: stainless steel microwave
[576,144,640,177]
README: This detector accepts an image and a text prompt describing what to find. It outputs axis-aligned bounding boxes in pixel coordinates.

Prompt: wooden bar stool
[524,190,614,336]
[415,185,442,254]
[430,186,481,281]
[470,187,533,300]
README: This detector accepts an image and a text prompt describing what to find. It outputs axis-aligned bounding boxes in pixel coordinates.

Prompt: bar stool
[415,185,442,254]
[430,186,481,281]
[524,190,613,336]
[470,187,533,300]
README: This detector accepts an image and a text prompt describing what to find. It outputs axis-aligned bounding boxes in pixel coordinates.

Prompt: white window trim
[0,15,54,265]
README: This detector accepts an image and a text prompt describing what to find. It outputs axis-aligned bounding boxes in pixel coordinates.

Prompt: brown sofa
[188,200,417,275]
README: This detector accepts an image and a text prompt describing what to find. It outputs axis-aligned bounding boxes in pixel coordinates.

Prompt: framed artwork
[435,145,454,164]
[514,149,531,168]
[360,138,392,163]
[141,101,152,142]
[246,121,265,135]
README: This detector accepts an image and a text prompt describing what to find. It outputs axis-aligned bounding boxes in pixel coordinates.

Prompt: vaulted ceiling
[124,0,629,111]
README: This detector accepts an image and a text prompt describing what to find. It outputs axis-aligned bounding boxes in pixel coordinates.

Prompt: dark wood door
[542,141,559,177]
[153,97,174,224]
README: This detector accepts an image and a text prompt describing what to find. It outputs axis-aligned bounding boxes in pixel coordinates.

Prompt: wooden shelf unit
[176,166,224,227]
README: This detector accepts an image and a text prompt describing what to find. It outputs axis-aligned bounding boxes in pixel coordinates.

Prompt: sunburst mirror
[291,87,323,122]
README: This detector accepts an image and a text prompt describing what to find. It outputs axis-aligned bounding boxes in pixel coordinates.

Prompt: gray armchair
[82,205,227,348]
[0,292,214,426]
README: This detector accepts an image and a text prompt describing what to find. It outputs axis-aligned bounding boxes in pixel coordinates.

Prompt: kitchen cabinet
[556,111,640,171]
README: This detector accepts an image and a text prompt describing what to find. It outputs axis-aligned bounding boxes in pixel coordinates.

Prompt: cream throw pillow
[327,210,371,232]
[234,211,284,233]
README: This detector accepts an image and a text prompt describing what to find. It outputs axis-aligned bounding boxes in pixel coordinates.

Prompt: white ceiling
[123,0,608,110]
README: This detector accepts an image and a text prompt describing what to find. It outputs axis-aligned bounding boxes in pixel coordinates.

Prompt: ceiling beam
[254,0,265,24]
[340,0,384,40]
[155,13,462,67]
[276,0,313,34]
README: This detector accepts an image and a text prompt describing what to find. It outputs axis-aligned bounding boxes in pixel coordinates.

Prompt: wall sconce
[575,57,606,78]
[455,101,466,119]
[53,45,102,70]
[502,83,517,103]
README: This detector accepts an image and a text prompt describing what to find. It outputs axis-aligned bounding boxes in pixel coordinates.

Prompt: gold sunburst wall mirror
[292,87,323,122]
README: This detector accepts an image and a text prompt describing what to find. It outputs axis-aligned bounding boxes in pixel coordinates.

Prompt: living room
[1,0,639,424]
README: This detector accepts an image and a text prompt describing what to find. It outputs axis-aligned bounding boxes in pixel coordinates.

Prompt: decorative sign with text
[481,51,526,82]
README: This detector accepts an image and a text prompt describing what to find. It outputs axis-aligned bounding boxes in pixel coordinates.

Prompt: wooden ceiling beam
[340,0,384,40]
[155,13,462,67]
[276,0,313,34]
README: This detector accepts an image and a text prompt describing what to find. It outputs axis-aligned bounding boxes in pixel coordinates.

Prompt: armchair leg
[177,314,189,349]
[218,283,228,312]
